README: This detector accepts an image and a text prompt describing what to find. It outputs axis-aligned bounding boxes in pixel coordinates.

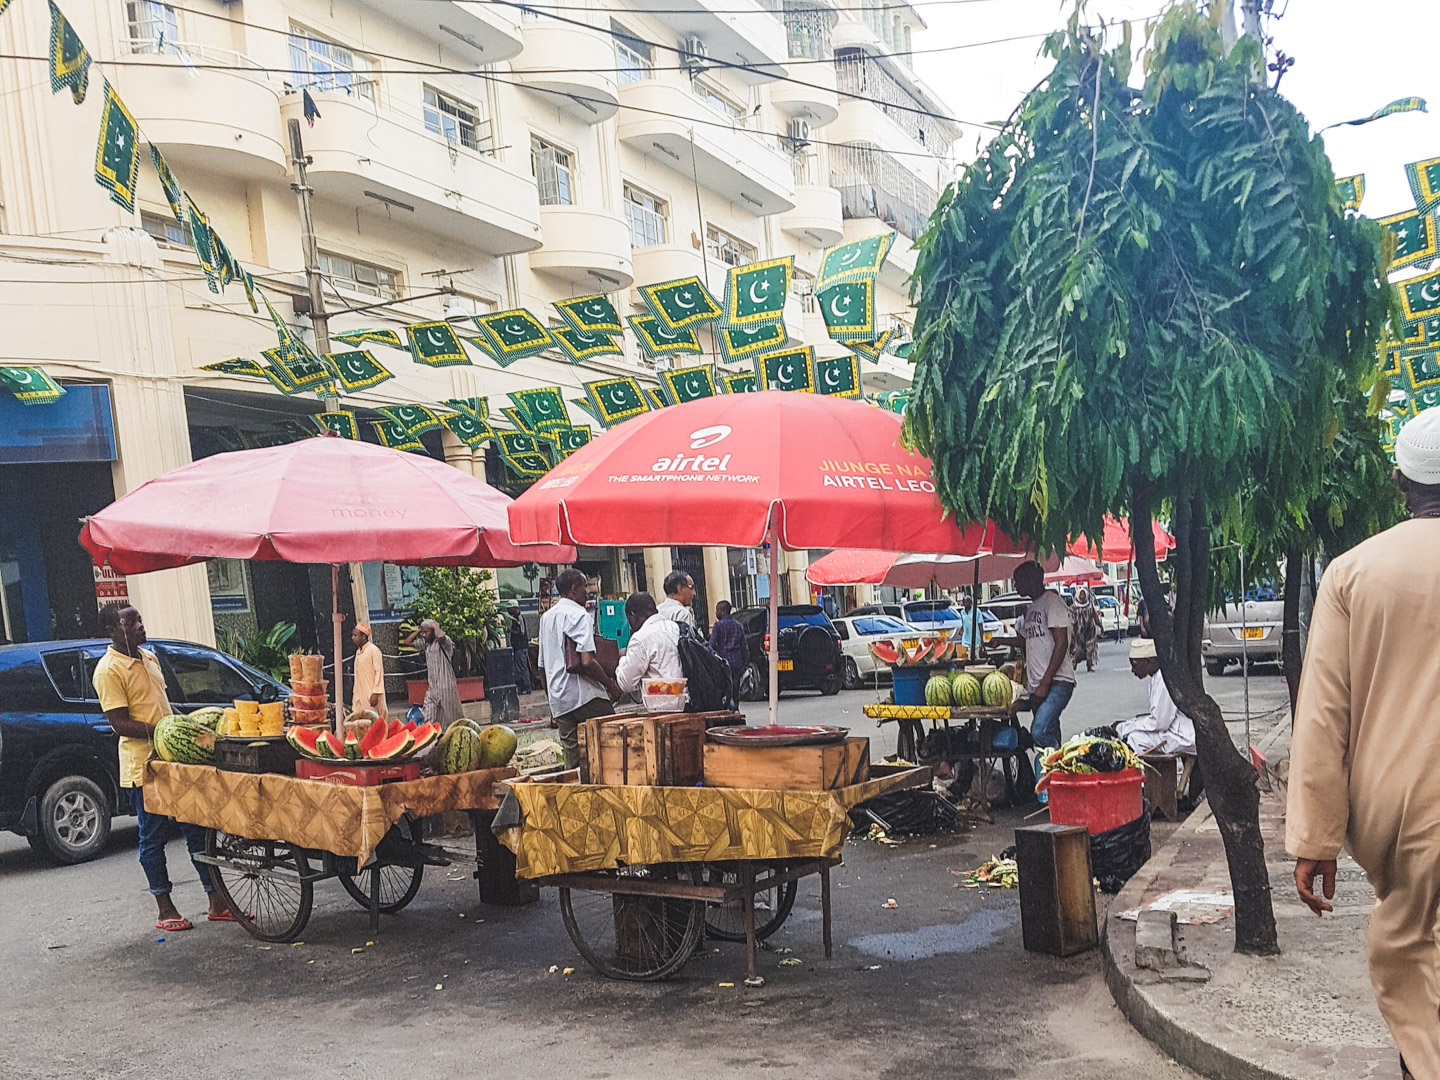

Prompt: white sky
[913,0,1440,221]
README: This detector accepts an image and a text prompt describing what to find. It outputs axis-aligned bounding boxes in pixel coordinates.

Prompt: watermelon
[450,716,483,735]
[154,714,217,764]
[358,718,389,757]
[367,729,415,761]
[869,641,900,665]
[344,732,361,760]
[438,724,483,774]
[477,724,518,769]
[286,726,325,758]
[951,672,983,707]
[187,706,226,731]
[409,722,441,755]
[982,670,1014,708]
[388,718,406,740]
[318,730,346,759]
[924,675,952,707]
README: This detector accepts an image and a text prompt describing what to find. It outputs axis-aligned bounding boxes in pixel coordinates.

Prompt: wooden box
[579,713,707,786]
[702,737,870,791]
[215,736,299,775]
[1015,823,1098,957]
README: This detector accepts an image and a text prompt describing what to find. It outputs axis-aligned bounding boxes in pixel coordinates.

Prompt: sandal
[155,917,193,932]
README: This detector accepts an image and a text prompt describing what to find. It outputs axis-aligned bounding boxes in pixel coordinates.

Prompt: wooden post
[820,862,832,958]
[741,861,758,983]
[1014,823,1098,956]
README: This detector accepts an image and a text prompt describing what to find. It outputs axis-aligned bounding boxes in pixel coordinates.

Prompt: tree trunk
[1282,547,1303,720]
[1132,485,1279,955]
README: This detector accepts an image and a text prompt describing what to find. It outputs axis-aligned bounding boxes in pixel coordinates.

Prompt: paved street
[0,643,1284,1080]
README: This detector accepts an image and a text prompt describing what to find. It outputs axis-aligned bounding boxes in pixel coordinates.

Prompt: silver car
[1202,599,1283,674]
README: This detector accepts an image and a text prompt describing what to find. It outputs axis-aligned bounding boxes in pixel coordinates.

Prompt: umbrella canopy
[1069,517,1174,565]
[81,435,575,573]
[507,392,1023,555]
[1045,555,1107,585]
[806,548,1050,590]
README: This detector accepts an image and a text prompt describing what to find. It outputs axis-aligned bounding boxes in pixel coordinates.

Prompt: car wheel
[32,775,111,865]
[1205,659,1226,676]
[841,657,862,691]
[739,662,766,702]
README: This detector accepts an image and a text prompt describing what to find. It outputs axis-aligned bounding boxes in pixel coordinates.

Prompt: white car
[831,614,913,690]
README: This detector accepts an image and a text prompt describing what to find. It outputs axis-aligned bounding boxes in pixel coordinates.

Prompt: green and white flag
[1381,343,1403,378]
[328,350,392,393]
[444,397,488,422]
[371,419,426,453]
[644,387,667,411]
[376,404,442,437]
[405,321,471,367]
[509,387,571,433]
[722,372,757,394]
[263,346,332,395]
[1378,208,1440,271]
[757,346,814,393]
[874,388,911,415]
[314,410,359,440]
[501,406,536,434]
[1334,174,1364,210]
[553,425,592,458]
[149,145,184,225]
[463,335,503,364]
[1398,347,1440,391]
[816,234,893,288]
[722,257,792,328]
[333,328,405,350]
[1330,97,1427,129]
[0,367,65,404]
[1398,266,1440,323]
[201,357,267,379]
[94,81,140,212]
[639,276,721,332]
[189,196,221,292]
[661,366,717,405]
[627,315,702,358]
[554,294,623,335]
[1407,385,1440,413]
[816,278,877,343]
[813,354,862,398]
[1406,157,1440,214]
[48,1,90,103]
[475,309,554,361]
[715,322,787,362]
[441,412,493,447]
[209,230,237,290]
[1399,315,1440,348]
[553,326,622,363]
[583,377,651,427]
[849,328,898,363]
[571,397,600,424]
[496,432,552,479]
[256,359,299,395]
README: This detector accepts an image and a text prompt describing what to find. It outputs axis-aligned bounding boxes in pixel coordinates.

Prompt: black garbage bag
[1075,740,1129,773]
[850,789,959,836]
[1090,804,1152,893]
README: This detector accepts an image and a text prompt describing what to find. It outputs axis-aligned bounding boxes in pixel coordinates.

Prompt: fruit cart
[863,702,1026,819]
[491,761,929,983]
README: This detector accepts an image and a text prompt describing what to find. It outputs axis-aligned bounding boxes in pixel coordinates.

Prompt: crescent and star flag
[376,404,442,437]
[813,353,863,398]
[849,327,898,363]
[464,334,502,363]
[661,366,717,405]
[570,398,599,423]
[501,406,536,434]
[371,419,426,452]
[441,412,493,447]
[721,257,792,328]
[328,350,392,392]
[333,328,405,350]
[554,294,623,335]
[444,397,488,422]
[644,387,667,411]
[187,196,223,292]
[509,388,571,433]
[1382,344,1403,378]
[405,321,471,367]
[757,346,814,393]
[1334,175,1365,210]
[875,388,911,414]
[201,358,267,379]
[639,276,722,332]
[553,426,592,457]
[1379,208,1440,271]
[262,347,332,395]
[313,411,359,440]
[583,376,650,427]
[1330,97,1426,129]
[149,145,184,224]
[94,81,140,212]
[552,326,622,363]
[496,432,552,478]
[816,234,893,288]
[816,278,877,343]
[715,322,787,362]
[627,315,702,358]
[0,367,66,404]
[1398,266,1440,323]
[1406,157,1440,214]
[1393,347,1440,392]
[475,309,554,361]
[722,372,757,394]
[209,230,238,290]
[48,1,90,103]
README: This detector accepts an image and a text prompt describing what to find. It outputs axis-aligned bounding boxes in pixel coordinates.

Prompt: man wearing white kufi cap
[1288,406,1440,1078]
[1115,637,1195,755]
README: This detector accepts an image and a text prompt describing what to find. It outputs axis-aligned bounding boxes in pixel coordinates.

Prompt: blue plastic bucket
[893,666,941,706]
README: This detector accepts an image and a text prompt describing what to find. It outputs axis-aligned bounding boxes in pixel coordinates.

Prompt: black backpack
[676,624,732,713]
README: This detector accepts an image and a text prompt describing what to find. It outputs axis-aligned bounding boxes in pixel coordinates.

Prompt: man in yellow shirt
[350,623,386,719]
[92,603,228,931]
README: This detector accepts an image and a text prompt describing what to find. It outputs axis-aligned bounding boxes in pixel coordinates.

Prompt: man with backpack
[615,592,683,695]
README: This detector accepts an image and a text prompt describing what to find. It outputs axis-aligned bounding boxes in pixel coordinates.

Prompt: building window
[792,269,816,313]
[531,136,574,206]
[691,78,745,120]
[423,85,488,151]
[141,211,190,247]
[126,0,178,53]
[705,224,757,268]
[288,26,374,99]
[613,22,652,84]
[623,184,668,248]
[319,252,400,300]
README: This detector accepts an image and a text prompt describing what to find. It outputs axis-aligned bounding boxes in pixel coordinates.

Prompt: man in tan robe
[1288,407,1440,1078]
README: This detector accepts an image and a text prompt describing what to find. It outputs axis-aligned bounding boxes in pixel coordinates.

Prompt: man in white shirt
[657,570,698,628]
[538,569,619,768]
[615,593,685,696]
[1116,638,1196,754]
[994,560,1076,750]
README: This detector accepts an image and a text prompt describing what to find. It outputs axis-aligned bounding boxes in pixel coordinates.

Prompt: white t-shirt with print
[1020,590,1077,692]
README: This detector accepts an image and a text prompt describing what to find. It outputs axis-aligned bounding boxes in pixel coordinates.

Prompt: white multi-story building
[0,0,957,653]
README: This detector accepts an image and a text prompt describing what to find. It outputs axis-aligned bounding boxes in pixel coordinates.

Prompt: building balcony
[516,22,620,123]
[779,184,844,247]
[618,80,795,216]
[833,50,957,155]
[348,0,523,62]
[530,205,635,290]
[768,60,839,126]
[630,244,706,298]
[279,92,541,255]
[651,0,788,82]
[112,51,286,180]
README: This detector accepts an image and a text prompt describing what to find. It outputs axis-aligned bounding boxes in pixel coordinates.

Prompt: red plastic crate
[295,759,422,786]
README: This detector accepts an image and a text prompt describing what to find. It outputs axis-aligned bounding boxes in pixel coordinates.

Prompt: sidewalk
[1102,720,1397,1079]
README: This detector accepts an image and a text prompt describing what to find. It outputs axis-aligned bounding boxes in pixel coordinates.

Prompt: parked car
[844,603,906,620]
[832,614,912,689]
[733,605,843,699]
[0,639,289,865]
[984,593,1031,639]
[1203,599,1283,674]
[1095,595,1127,639]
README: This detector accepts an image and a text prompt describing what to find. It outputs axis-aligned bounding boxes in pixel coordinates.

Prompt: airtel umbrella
[81,435,575,726]
[507,391,1029,723]
[1069,517,1174,564]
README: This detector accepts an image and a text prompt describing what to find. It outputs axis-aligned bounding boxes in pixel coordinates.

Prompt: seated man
[1116,638,1196,755]
[615,592,684,696]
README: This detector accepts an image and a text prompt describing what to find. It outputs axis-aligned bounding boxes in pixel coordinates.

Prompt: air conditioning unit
[786,118,813,150]
[680,35,708,73]
[653,356,673,373]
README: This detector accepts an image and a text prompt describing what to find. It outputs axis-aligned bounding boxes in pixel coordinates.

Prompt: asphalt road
[0,642,1283,1080]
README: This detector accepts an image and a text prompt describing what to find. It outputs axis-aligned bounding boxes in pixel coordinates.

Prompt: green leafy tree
[411,567,506,678]
[906,5,1391,952]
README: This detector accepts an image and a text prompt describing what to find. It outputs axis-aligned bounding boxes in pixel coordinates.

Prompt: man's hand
[1295,858,1337,916]
[1032,679,1051,702]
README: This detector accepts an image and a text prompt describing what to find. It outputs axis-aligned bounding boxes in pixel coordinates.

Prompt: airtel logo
[689,425,731,449]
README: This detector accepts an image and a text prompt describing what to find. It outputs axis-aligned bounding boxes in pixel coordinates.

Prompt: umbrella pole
[971,558,980,665]
[768,523,780,728]
[332,563,344,734]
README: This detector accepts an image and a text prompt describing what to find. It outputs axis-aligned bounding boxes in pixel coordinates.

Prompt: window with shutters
[613,23,652,84]
[288,25,375,100]
[623,184,668,248]
[705,225,757,268]
[530,136,575,206]
[423,85,490,152]
[319,252,400,300]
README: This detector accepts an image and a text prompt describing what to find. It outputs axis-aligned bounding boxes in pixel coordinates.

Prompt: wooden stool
[1141,753,1181,821]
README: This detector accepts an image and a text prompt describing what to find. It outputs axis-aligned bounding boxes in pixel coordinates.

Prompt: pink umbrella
[806,548,1049,589]
[1045,555,1107,585]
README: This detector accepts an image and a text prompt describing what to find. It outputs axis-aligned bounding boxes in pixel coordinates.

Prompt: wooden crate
[579,713,707,786]
[702,737,870,791]
[214,736,298,775]
[1015,823,1098,957]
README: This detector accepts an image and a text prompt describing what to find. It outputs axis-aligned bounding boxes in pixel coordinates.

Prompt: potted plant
[406,567,506,704]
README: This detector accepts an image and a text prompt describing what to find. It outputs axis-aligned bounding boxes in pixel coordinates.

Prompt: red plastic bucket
[1046,769,1144,834]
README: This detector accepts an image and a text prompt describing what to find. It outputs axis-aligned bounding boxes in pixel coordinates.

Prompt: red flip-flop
[155,917,193,932]
[206,910,242,922]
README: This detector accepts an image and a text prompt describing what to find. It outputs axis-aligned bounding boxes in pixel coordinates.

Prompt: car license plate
[900,639,918,649]
[776,660,794,671]
[1242,627,1265,640]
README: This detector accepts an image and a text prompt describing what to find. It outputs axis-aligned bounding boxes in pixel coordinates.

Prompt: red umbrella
[1069,516,1174,564]
[806,548,1045,589]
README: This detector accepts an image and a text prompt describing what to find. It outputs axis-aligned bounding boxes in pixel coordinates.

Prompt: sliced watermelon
[367,730,416,760]
[319,730,346,759]
[869,640,900,665]
[344,732,361,760]
[388,718,406,740]
[358,718,388,757]
[406,721,419,734]
[287,726,327,758]
[409,722,441,754]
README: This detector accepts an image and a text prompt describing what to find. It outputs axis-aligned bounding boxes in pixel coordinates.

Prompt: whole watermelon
[950,672,983,707]
[187,706,226,731]
[438,724,483,774]
[477,724,518,769]
[154,714,217,764]
[982,671,1014,708]
[924,675,952,707]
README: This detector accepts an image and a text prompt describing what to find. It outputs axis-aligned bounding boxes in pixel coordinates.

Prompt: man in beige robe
[1288,407,1440,1078]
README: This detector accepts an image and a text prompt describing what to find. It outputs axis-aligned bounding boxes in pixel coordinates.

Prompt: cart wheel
[703,862,798,942]
[559,864,705,981]
[337,817,424,914]
[205,829,312,943]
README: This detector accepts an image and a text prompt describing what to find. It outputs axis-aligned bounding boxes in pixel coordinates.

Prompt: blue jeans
[132,785,213,898]
[1029,679,1075,751]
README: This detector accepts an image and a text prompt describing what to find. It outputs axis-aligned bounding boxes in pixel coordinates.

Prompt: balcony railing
[783,2,833,60]
[834,49,947,152]
[829,142,937,241]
